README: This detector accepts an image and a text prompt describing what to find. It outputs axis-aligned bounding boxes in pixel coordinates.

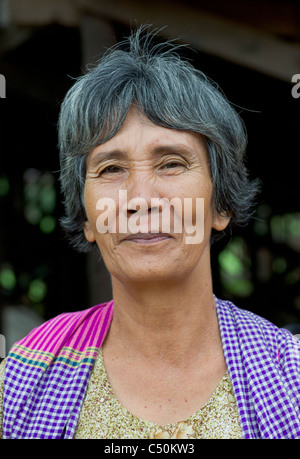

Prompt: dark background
[0,1,299,349]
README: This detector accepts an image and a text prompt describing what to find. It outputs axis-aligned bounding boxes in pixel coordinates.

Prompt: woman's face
[84,107,229,284]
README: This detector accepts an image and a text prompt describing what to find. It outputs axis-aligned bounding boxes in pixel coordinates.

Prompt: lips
[121,233,173,243]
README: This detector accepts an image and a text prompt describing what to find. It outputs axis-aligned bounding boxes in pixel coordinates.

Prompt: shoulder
[217,295,292,336]
[217,297,300,369]
[8,301,113,355]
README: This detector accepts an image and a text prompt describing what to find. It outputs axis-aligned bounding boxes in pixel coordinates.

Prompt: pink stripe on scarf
[15,301,114,354]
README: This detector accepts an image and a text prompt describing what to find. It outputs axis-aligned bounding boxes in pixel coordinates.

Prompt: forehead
[88,106,209,164]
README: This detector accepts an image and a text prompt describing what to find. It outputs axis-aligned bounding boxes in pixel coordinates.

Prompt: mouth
[121,233,173,244]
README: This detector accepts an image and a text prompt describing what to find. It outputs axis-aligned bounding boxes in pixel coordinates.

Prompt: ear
[83,221,96,243]
[212,211,231,232]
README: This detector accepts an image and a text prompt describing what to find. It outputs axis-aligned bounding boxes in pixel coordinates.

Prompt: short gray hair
[58,26,259,252]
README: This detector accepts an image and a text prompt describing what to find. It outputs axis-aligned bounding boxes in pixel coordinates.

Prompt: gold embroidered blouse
[74,349,242,439]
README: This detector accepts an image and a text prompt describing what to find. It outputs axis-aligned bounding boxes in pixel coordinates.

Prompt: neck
[105,264,221,367]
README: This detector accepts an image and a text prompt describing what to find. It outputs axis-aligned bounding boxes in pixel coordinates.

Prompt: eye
[160,159,187,171]
[163,161,183,169]
[100,165,123,175]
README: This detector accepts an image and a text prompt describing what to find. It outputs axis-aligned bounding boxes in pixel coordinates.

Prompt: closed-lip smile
[121,233,173,244]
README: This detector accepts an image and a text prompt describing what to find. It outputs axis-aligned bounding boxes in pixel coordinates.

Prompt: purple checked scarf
[2,297,300,439]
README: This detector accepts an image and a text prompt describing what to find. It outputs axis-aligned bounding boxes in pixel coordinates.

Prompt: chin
[114,258,193,285]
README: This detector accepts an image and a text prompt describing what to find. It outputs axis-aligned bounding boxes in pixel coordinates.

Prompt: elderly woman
[0,27,299,440]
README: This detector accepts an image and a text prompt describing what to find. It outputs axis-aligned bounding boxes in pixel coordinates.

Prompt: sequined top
[75,349,242,439]
[0,350,243,439]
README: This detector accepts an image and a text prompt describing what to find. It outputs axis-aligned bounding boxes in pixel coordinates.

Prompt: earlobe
[83,221,96,243]
[212,212,231,232]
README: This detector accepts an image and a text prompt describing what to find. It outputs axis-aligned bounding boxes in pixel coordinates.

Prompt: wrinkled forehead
[87,105,210,169]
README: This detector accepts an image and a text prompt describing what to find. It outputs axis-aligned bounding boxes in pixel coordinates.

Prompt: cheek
[84,184,96,220]
[84,182,115,222]
[178,180,213,219]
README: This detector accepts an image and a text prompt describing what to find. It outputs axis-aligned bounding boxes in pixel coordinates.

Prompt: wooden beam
[80,15,116,64]
[8,0,79,27]
[0,0,10,28]
[181,1,300,42]
[77,0,300,82]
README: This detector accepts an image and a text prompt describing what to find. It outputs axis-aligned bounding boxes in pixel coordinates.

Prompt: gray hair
[58,26,259,253]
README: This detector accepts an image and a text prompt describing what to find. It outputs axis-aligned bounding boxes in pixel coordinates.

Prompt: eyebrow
[87,144,198,168]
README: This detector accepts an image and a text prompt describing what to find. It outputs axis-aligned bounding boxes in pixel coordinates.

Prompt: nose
[123,172,160,217]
